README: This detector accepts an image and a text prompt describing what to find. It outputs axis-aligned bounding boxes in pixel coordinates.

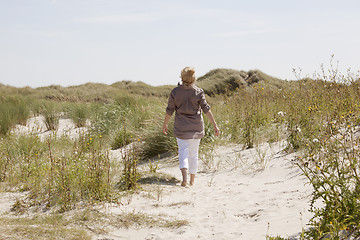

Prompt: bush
[67,103,88,128]
[0,97,30,135]
[111,126,132,150]
[43,102,60,131]
[139,118,177,160]
[0,133,113,211]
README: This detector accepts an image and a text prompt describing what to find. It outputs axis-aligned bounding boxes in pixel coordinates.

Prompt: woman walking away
[163,67,220,187]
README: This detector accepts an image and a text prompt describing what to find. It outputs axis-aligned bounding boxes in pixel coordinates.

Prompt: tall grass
[42,101,60,131]
[1,65,360,240]
[0,96,30,135]
[219,64,360,238]
[0,133,113,212]
[66,103,89,127]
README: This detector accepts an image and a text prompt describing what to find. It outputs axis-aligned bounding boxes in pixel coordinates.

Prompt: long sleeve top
[166,84,211,139]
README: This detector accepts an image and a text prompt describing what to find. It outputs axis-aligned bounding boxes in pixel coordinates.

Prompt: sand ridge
[4,116,314,239]
[99,142,313,240]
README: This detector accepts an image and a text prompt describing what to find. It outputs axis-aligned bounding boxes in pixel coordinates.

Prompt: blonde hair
[180,67,196,86]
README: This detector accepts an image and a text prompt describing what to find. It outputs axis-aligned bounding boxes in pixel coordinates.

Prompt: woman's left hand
[163,124,168,135]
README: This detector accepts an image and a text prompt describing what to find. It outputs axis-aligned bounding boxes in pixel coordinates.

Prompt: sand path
[100,142,313,240]
[4,116,314,239]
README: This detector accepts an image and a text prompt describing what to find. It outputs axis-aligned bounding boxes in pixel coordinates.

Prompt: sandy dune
[4,116,314,239]
[100,142,313,240]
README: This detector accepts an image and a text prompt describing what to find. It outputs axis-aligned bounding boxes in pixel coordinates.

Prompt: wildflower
[137,139,140,142]
[313,138,319,143]
[90,138,93,141]
[296,127,301,133]
[99,135,102,138]
[316,166,321,170]
[277,111,285,117]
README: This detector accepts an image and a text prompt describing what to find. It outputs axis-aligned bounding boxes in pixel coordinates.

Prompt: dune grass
[0,207,188,239]
[1,66,360,238]
[0,96,30,135]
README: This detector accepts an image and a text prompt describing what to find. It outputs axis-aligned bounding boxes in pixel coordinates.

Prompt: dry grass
[1,65,360,239]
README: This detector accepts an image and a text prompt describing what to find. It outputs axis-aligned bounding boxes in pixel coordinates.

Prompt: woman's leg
[190,174,195,186]
[177,138,189,186]
[188,139,201,185]
[181,168,188,186]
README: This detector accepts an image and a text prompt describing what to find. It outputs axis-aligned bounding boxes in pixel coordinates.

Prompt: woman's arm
[205,110,220,136]
[163,113,172,135]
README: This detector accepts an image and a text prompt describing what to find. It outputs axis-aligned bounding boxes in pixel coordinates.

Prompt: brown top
[166,84,211,139]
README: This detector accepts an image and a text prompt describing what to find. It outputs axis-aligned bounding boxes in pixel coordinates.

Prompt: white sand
[5,116,314,239]
[99,142,313,240]
[12,115,88,140]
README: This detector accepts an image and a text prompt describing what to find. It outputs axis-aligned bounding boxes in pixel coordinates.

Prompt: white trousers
[176,138,201,174]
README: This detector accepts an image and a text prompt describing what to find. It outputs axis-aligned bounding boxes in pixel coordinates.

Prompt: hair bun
[180,67,196,86]
[181,67,195,77]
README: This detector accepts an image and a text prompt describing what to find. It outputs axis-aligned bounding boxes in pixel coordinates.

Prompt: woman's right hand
[214,126,220,136]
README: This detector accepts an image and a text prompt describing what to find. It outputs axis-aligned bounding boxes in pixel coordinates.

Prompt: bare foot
[190,174,195,186]
[181,181,187,187]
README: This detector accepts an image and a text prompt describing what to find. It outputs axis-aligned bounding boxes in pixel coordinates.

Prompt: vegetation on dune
[197,68,292,96]
[1,63,360,238]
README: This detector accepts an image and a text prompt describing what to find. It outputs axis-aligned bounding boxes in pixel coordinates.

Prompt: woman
[163,67,220,187]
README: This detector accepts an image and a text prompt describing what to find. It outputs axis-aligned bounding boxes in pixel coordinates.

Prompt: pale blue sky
[1,0,359,88]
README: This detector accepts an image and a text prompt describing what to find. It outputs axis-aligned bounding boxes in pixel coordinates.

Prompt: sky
[1,0,359,88]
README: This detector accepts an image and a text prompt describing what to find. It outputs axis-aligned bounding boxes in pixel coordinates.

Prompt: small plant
[43,102,59,131]
[119,143,140,191]
[266,236,290,240]
[148,159,159,173]
[111,126,132,150]
[199,142,219,172]
[253,144,272,171]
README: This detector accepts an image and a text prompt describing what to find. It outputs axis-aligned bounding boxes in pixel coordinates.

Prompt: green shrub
[0,133,113,211]
[67,103,88,127]
[111,126,132,150]
[118,144,140,191]
[296,117,360,239]
[42,102,60,131]
[139,118,177,160]
[0,97,30,135]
